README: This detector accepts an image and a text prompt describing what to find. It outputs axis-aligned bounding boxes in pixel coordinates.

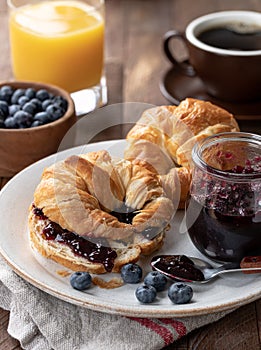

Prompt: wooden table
[1,0,261,349]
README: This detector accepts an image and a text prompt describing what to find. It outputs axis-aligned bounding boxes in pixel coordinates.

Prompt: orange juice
[9,0,104,92]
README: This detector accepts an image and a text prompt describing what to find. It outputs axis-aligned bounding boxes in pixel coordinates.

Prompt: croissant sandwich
[29,98,239,274]
[28,150,174,274]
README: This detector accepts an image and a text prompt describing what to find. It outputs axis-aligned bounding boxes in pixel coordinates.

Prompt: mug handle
[163,30,196,77]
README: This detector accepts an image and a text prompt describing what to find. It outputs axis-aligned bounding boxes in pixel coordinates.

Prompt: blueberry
[144,271,168,292]
[4,116,18,128]
[25,87,36,99]
[42,99,53,110]
[0,85,13,103]
[33,111,50,124]
[13,110,33,128]
[31,120,44,128]
[1,85,14,95]
[0,101,9,117]
[11,88,25,104]
[18,95,30,106]
[135,285,157,303]
[36,89,50,101]
[168,283,193,304]
[70,271,92,290]
[46,104,64,121]
[9,104,21,116]
[22,101,38,115]
[121,263,142,283]
[30,98,42,111]
[0,93,9,103]
[52,95,68,110]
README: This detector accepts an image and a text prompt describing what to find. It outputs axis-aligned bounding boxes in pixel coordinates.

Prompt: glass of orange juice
[7,0,106,113]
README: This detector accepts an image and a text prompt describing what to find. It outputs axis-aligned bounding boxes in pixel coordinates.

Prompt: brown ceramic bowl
[0,80,76,177]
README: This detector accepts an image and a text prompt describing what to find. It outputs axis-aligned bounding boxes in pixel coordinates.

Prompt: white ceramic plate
[0,139,260,318]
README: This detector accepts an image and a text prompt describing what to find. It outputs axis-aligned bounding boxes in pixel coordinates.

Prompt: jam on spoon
[150,255,205,282]
[150,254,261,283]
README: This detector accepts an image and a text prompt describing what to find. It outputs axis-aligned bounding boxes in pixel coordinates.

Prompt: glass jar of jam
[186,132,261,263]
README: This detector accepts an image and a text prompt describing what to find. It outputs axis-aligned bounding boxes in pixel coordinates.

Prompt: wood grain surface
[0,0,261,349]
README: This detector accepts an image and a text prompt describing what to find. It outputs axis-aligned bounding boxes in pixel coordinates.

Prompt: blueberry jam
[188,153,261,263]
[110,203,136,224]
[33,207,117,272]
[110,204,161,240]
[33,206,47,220]
[187,198,261,262]
[151,255,205,281]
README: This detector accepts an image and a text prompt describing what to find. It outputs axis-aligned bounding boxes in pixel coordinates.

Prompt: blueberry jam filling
[110,203,161,240]
[32,205,48,220]
[110,203,137,224]
[33,207,117,272]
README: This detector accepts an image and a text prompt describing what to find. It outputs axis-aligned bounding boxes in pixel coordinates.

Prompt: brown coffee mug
[163,11,261,102]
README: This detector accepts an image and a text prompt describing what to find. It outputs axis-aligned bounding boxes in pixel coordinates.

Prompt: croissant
[29,150,174,273]
[125,98,239,207]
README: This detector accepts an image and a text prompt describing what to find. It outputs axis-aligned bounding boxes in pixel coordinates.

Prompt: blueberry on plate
[168,283,193,304]
[70,271,92,291]
[144,271,168,292]
[135,285,157,303]
[121,263,142,283]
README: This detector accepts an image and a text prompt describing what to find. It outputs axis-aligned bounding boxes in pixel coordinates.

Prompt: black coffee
[197,22,261,51]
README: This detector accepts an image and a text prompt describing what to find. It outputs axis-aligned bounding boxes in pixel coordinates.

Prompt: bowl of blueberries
[0,80,76,177]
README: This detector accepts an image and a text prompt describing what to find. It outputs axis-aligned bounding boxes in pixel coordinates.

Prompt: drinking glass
[7,0,106,114]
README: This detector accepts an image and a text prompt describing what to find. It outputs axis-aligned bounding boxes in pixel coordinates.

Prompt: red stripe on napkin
[129,317,174,345]
[160,318,187,338]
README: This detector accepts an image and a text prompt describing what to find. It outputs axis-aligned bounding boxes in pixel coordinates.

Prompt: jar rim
[192,132,261,181]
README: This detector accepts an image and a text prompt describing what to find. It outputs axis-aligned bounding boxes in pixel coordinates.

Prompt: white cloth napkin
[0,257,234,350]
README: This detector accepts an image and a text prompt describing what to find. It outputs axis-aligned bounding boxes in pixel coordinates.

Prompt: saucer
[160,66,261,121]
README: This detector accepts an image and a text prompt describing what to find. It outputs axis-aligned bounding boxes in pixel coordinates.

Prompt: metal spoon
[150,255,261,284]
